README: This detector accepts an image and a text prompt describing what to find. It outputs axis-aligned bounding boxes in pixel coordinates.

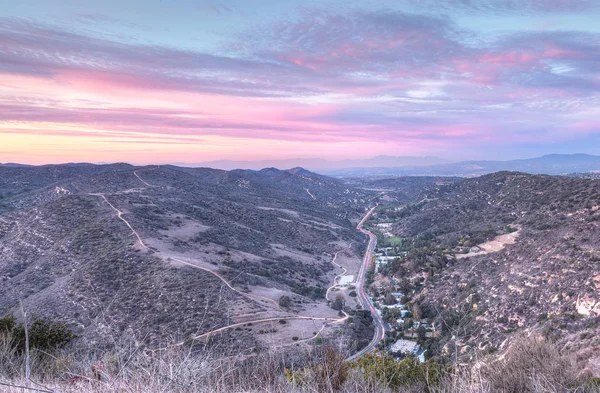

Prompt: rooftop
[390,339,420,354]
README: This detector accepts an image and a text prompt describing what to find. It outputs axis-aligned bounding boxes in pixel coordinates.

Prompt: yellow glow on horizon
[0,126,395,165]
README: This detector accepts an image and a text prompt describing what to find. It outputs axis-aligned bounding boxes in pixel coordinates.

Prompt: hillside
[375,172,600,370]
[0,164,375,354]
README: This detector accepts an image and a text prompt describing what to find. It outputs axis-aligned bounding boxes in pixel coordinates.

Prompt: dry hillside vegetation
[371,172,600,371]
[0,164,375,355]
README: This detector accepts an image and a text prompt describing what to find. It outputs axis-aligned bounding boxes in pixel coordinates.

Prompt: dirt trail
[92,174,281,311]
[91,193,147,249]
[95,169,353,347]
[191,315,345,341]
[134,171,152,187]
[325,242,353,301]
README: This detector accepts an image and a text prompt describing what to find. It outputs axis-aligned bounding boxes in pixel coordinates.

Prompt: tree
[412,303,422,321]
[0,314,74,353]
[278,296,292,308]
[384,293,396,306]
[332,294,345,311]
[0,314,16,333]
[417,325,427,340]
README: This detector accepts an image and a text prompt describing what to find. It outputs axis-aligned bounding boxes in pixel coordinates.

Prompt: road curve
[346,205,386,362]
[93,170,371,352]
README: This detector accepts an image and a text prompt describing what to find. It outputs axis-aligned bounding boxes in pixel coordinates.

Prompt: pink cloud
[1,11,599,164]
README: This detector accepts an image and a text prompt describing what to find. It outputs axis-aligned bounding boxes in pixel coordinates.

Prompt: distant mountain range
[184,155,448,171]
[3,154,600,177]
[0,163,32,168]
[321,154,600,177]
[174,154,600,177]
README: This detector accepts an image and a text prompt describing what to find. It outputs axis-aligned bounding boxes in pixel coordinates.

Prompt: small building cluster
[389,339,426,363]
[375,222,394,238]
[375,247,407,272]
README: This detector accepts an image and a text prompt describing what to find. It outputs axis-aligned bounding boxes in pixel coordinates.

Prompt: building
[390,339,426,363]
[375,255,397,271]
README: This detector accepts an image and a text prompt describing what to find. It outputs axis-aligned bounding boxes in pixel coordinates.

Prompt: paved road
[346,205,386,361]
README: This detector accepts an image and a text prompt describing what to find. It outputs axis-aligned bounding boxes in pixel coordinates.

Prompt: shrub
[313,346,348,392]
[0,314,74,354]
[350,352,443,391]
[481,335,587,393]
[284,346,347,392]
[278,295,292,308]
[0,315,16,333]
[332,294,345,311]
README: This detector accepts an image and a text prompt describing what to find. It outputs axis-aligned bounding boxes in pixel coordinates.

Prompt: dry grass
[435,335,599,393]
[1,333,599,393]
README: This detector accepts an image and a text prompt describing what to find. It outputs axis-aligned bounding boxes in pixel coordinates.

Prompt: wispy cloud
[411,0,600,14]
[0,5,599,163]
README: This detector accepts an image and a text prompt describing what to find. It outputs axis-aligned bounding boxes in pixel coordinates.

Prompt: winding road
[346,205,386,361]
[93,170,382,358]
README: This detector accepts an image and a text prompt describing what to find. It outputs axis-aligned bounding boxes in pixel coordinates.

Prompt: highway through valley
[346,205,386,361]
[96,170,385,358]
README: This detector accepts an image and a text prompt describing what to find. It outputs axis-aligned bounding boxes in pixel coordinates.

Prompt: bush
[278,295,292,308]
[285,346,347,392]
[0,314,74,354]
[0,315,16,333]
[332,294,345,311]
[481,335,588,393]
[350,352,444,391]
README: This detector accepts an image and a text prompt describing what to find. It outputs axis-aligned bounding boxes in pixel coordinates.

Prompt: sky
[1,0,599,165]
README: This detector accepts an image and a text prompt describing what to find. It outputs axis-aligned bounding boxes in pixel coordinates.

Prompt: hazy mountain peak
[286,167,314,176]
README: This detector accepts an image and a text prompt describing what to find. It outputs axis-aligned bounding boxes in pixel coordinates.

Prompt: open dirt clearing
[457,229,521,260]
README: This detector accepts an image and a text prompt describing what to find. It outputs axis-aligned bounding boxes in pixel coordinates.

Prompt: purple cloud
[1,7,599,157]
[411,0,600,14]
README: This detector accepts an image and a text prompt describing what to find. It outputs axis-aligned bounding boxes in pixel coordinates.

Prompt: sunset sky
[1,0,600,165]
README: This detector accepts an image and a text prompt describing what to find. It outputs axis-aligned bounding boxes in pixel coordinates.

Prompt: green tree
[278,296,292,308]
[350,353,444,391]
[384,293,396,305]
[0,314,16,333]
[417,325,427,340]
[332,294,345,311]
[0,314,74,353]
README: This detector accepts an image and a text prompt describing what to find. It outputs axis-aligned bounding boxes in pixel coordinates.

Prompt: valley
[0,164,377,357]
[356,172,600,372]
[2,164,600,383]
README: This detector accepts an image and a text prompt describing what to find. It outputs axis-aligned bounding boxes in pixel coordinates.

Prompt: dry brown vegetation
[0,333,598,393]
